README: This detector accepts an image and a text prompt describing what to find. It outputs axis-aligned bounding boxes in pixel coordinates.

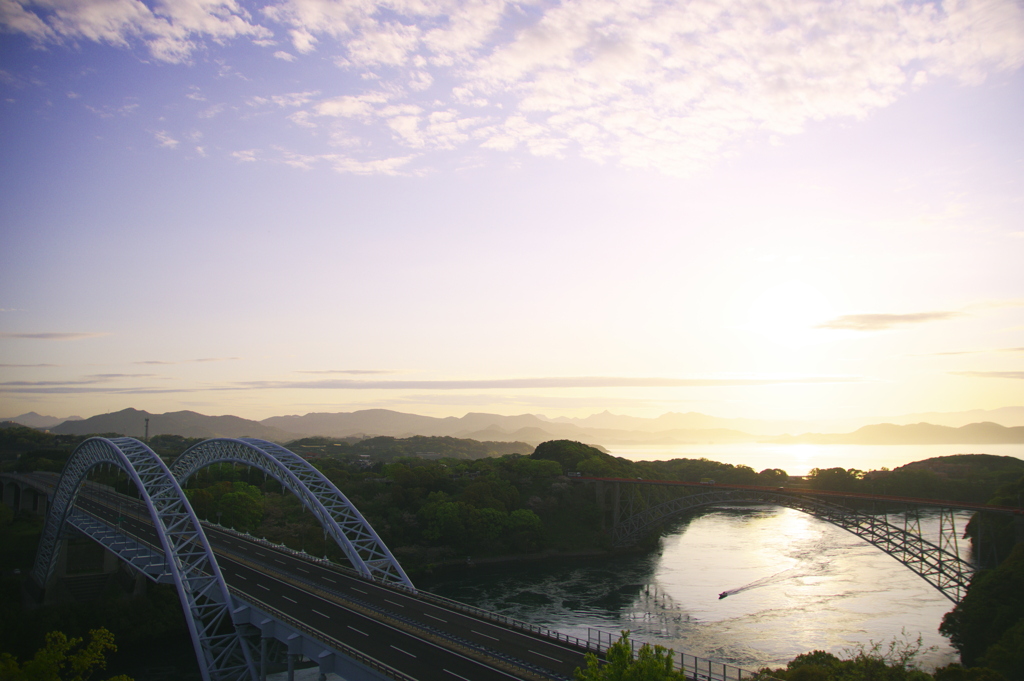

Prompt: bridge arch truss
[171,438,414,590]
[610,484,974,603]
[31,437,256,681]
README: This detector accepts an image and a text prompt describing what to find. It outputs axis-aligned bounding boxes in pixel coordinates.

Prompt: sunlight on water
[606,443,1024,476]
[424,505,972,672]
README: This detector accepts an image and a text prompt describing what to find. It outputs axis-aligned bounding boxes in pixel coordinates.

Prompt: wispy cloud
[134,357,240,365]
[0,332,108,340]
[0,363,60,368]
[232,375,865,390]
[951,371,1024,380]
[817,312,962,331]
[915,346,1024,357]
[295,369,396,375]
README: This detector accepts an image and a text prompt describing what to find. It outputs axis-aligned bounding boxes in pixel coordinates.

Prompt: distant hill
[38,407,1024,447]
[894,453,1024,474]
[771,422,1024,445]
[51,408,299,442]
[0,412,83,429]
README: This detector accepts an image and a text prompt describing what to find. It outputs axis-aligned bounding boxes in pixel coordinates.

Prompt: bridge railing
[76,484,772,681]
[585,628,769,681]
[212,525,771,680]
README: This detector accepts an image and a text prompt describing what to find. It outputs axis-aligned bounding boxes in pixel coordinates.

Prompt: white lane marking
[257,583,270,590]
[274,559,286,564]
[424,613,447,623]
[296,567,309,573]
[347,626,368,636]
[529,650,561,663]
[322,577,335,583]
[350,587,367,594]
[444,670,471,681]
[384,599,404,608]
[312,609,329,618]
[234,574,247,580]
[390,645,416,658]
[471,630,498,641]
[283,596,297,604]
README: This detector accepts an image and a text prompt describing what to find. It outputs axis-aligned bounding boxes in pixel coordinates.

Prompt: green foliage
[144,435,203,459]
[977,619,1024,680]
[0,503,14,528]
[531,441,618,475]
[941,542,1024,673]
[759,632,939,681]
[574,631,687,680]
[807,468,864,492]
[184,481,263,532]
[758,468,789,484]
[933,664,1008,681]
[0,627,132,681]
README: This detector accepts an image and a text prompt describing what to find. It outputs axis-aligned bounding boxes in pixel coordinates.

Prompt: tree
[807,468,863,492]
[574,631,687,680]
[941,543,1024,669]
[0,627,132,681]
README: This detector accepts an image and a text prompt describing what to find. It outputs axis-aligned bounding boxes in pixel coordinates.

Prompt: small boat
[718,592,728,600]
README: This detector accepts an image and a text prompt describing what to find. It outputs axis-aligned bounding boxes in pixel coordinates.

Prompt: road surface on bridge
[41,475,594,681]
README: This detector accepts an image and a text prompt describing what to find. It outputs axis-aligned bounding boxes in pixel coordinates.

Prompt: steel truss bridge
[577,476,1024,604]
[6,438,767,681]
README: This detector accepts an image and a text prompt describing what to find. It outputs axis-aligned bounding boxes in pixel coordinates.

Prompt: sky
[1,0,1023,423]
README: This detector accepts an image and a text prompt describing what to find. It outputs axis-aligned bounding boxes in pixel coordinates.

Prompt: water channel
[421,504,972,672]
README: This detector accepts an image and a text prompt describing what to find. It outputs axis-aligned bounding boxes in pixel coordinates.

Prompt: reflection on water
[422,505,967,671]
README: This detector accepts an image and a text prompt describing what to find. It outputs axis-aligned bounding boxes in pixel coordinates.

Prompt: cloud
[817,312,962,331]
[5,0,1024,174]
[231,375,864,390]
[0,332,107,340]
[950,371,1024,380]
[154,130,180,148]
[1,0,272,63]
[915,346,1024,357]
[0,363,60,367]
[295,369,395,374]
[133,357,240,364]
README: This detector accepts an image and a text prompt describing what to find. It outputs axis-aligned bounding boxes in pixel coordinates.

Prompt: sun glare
[745,281,834,348]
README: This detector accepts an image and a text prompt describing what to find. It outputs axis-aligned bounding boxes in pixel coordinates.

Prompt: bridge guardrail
[75,482,772,681]
[214,525,769,681]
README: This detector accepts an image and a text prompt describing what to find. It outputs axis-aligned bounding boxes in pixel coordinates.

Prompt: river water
[421,504,975,673]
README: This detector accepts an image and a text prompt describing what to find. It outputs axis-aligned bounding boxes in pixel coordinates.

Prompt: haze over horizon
[1,0,1022,424]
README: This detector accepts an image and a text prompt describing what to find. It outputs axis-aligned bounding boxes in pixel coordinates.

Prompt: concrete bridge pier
[2,478,48,516]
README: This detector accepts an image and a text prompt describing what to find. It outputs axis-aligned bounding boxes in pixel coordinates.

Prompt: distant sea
[606,443,1024,476]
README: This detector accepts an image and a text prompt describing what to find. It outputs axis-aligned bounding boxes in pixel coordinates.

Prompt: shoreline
[411,545,653,579]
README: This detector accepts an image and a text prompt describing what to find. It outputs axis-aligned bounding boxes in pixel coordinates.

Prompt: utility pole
[144,418,149,443]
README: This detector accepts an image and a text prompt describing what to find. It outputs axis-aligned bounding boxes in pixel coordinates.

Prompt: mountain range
[4,407,1023,446]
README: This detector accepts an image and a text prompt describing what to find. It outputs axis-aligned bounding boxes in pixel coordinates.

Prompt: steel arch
[31,437,257,681]
[613,487,973,602]
[171,438,414,590]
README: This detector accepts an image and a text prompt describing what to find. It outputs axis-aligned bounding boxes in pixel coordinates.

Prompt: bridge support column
[287,653,296,681]
[260,637,268,681]
[612,482,620,532]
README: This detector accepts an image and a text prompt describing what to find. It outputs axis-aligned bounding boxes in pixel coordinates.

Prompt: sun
[745,281,834,348]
